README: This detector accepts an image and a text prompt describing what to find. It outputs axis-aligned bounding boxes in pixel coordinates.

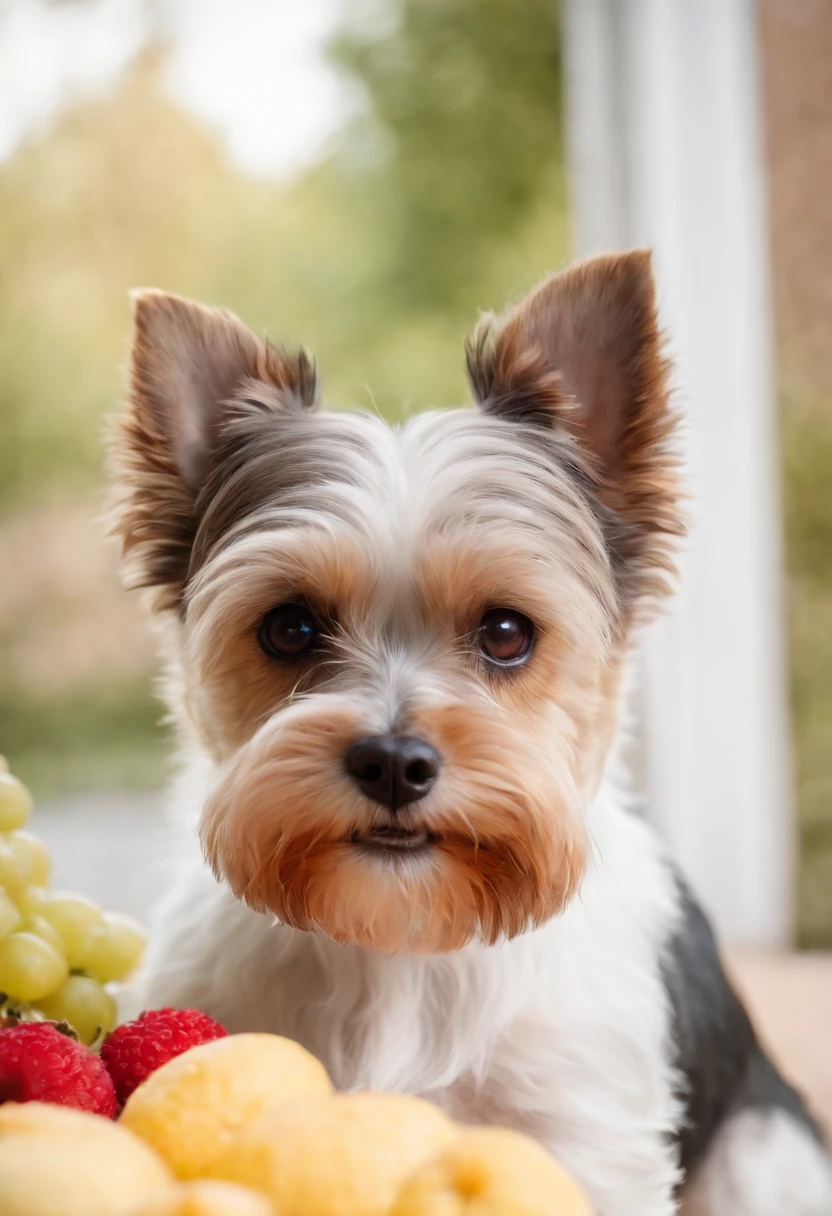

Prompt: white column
[563,0,794,947]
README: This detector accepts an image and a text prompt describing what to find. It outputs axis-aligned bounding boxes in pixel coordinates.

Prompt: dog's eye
[258,603,320,660]
[477,609,535,666]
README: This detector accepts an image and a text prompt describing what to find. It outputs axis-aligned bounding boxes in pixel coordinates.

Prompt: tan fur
[466,250,684,623]
[182,528,380,759]
[189,530,593,952]
[107,290,316,613]
[199,690,586,954]
[108,252,683,955]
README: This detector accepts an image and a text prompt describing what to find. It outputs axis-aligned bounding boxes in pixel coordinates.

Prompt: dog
[108,251,831,1214]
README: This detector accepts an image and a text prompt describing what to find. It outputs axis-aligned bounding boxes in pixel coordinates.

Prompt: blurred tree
[0,51,253,507]
[782,405,832,947]
[0,0,829,946]
[0,6,570,793]
[333,0,565,311]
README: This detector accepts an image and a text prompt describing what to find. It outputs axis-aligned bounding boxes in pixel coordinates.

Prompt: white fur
[135,771,683,1216]
[119,277,829,1215]
[127,403,830,1214]
[681,1108,832,1216]
[118,276,832,1216]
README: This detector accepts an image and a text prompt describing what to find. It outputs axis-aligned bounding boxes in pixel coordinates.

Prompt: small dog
[109,252,830,1214]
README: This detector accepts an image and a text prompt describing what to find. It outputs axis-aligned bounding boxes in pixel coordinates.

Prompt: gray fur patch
[663,873,824,1190]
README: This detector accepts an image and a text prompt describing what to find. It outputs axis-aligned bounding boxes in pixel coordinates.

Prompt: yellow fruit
[21,913,64,953]
[128,1180,274,1216]
[120,1033,333,1180]
[0,836,27,899]
[0,1100,130,1140]
[391,1126,593,1216]
[0,931,68,1001]
[208,1092,457,1216]
[6,830,52,887]
[18,884,49,917]
[41,892,104,969]
[38,974,118,1044]
[86,910,149,982]
[0,1129,171,1216]
[0,771,33,831]
[0,888,22,938]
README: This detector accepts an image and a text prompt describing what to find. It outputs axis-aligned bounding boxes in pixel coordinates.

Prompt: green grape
[22,915,65,953]
[41,893,104,970]
[0,772,33,832]
[0,890,22,939]
[0,837,28,900]
[85,911,149,983]
[18,885,49,918]
[6,831,51,889]
[0,931,68,1002]
[37,975,117,1045]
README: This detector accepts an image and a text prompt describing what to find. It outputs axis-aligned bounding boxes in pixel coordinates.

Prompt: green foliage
[0,8,570,797]
[0,2,829,946]
[781,403,832,946]
[333,0,564,309]
[0,681,171,797]
[0,6,570,505]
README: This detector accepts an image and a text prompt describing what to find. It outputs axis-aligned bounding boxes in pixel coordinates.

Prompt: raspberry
[101,1007,227,1105]
[0,1021,116,1116]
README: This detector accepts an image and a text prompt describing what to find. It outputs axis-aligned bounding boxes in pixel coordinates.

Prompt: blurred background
[0,0,829,961]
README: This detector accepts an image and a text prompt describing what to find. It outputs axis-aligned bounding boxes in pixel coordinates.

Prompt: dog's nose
[345,735,440,810]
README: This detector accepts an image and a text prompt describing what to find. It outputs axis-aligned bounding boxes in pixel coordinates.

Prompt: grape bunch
[0,755,148,1046]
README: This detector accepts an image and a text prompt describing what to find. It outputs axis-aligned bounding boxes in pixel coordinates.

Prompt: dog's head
[109,252,681,953]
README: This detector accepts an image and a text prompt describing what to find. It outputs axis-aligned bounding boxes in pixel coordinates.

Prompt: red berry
[0,1022,116,1116]
[101,1007,227,1105]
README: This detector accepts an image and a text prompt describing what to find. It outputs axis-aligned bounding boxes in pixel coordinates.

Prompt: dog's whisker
[105,257,827,1214]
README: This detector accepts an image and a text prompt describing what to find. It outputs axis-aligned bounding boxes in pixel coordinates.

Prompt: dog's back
[666,877,829,1214]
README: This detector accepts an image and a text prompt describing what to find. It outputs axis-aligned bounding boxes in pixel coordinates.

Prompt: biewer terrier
[109,252,830,1214]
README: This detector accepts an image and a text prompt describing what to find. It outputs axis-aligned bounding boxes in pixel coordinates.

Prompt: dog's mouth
[351,825,438,853]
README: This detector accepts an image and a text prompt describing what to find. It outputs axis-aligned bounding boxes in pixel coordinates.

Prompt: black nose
[345,735,441,810]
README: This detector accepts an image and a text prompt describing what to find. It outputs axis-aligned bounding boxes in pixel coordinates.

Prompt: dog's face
[109,253,681,953]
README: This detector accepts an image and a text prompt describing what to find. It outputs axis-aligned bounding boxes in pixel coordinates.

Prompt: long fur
[110,254,830,1216]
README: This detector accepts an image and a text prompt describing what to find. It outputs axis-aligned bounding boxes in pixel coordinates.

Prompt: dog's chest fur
[113,259,832,1216]
[138,778,683,1215]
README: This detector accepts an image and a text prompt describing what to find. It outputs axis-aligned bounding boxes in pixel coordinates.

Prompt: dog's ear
[466,251,683,614]
[108,290,316,611]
